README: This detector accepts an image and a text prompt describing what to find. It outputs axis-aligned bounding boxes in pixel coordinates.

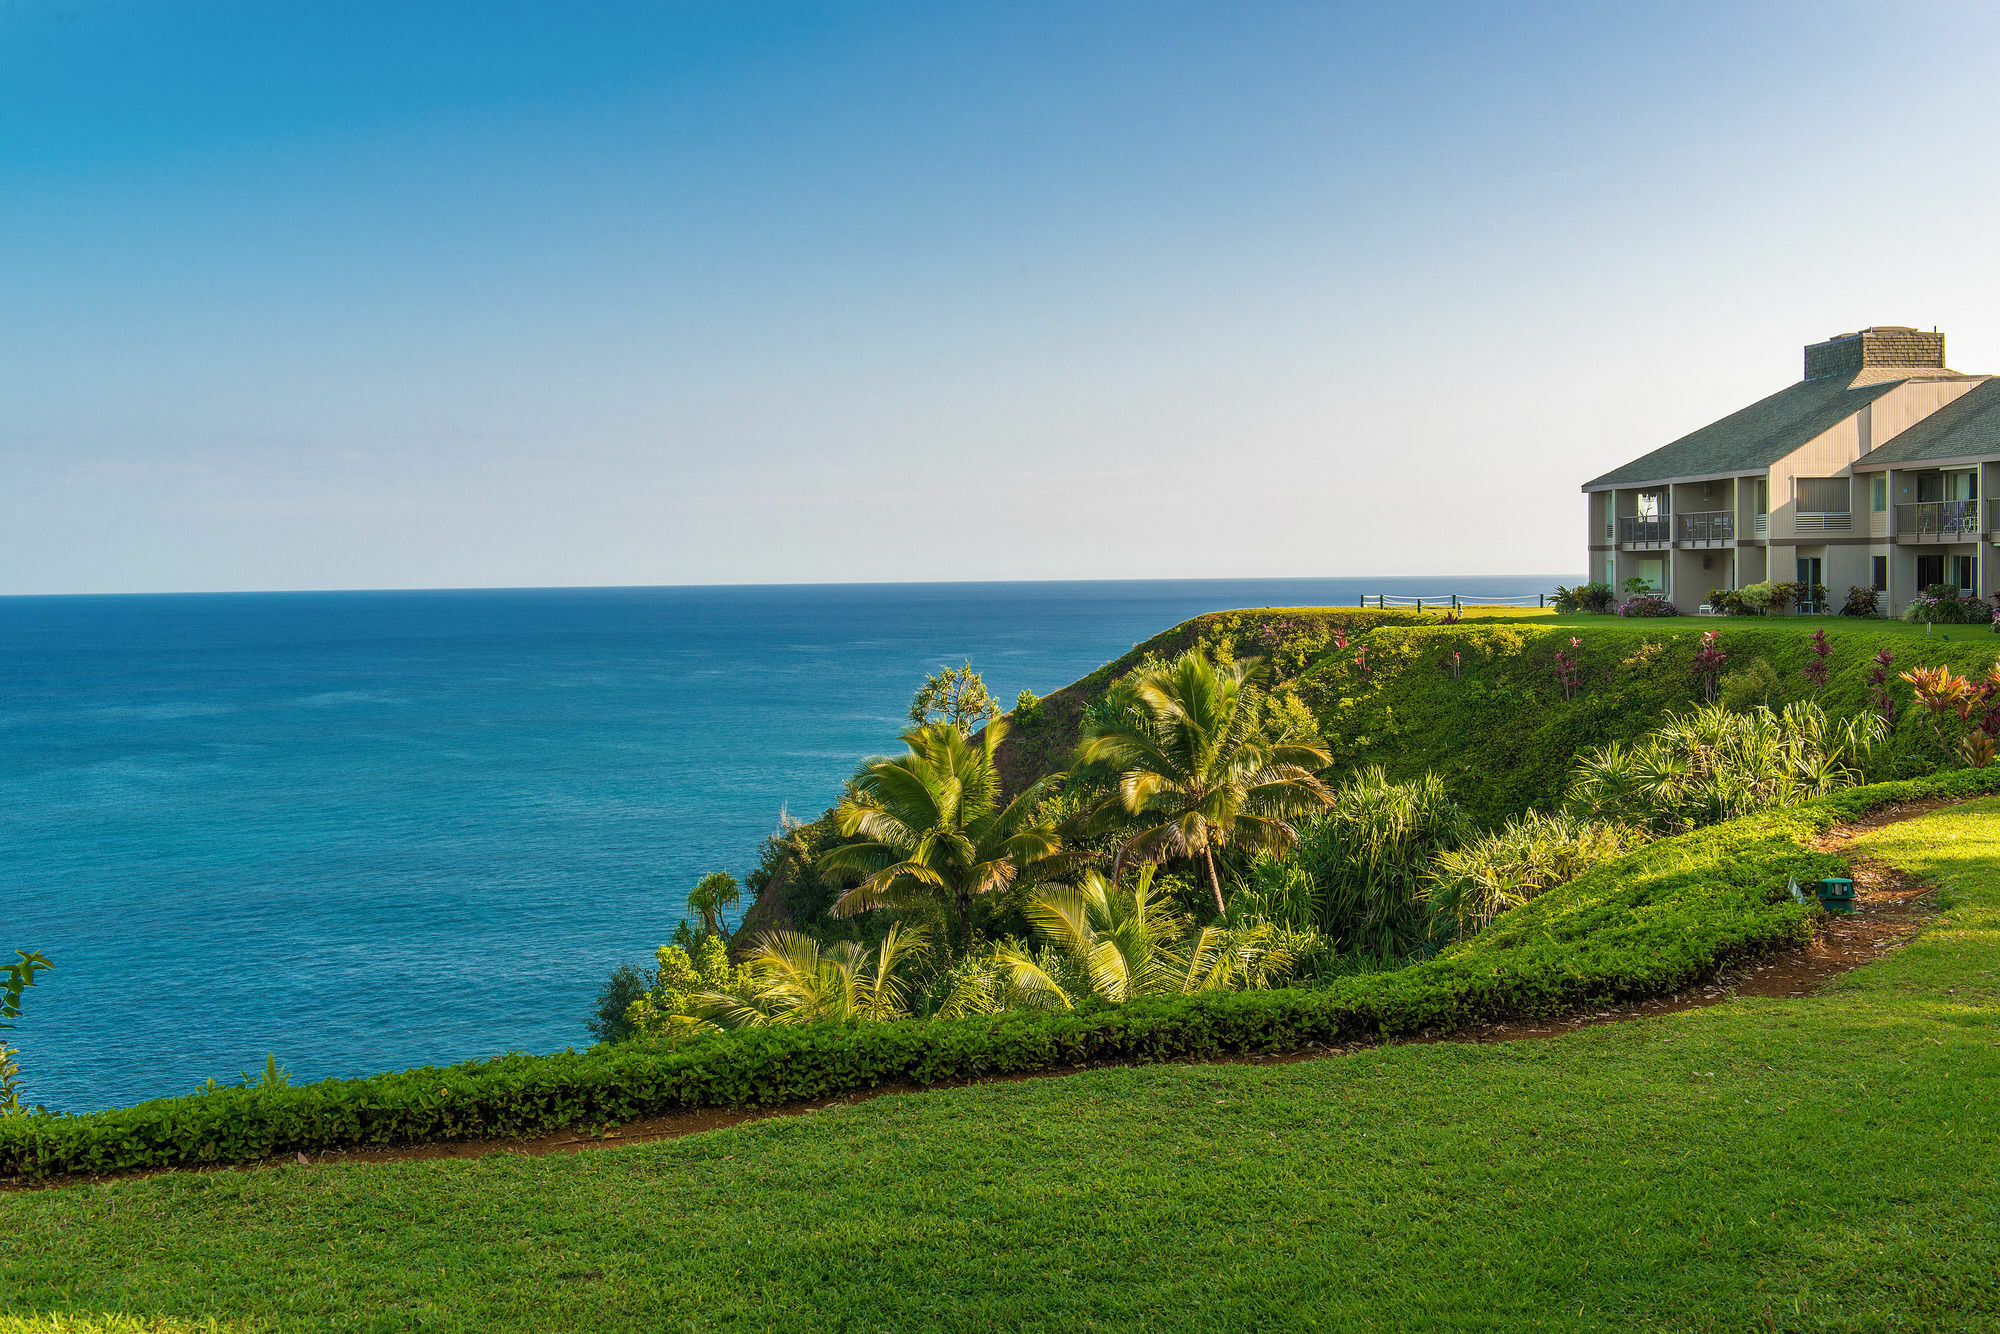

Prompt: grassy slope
[1005,606,2000,825]
[6,798,1998,1333]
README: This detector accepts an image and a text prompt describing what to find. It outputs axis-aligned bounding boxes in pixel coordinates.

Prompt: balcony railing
[1793,510,1853,533]
[1675,510,1733,545]
[1989,499,2000,537]
[1896,499,1982,542]
[1616,515,1671,546]
[1753,513,1768,537]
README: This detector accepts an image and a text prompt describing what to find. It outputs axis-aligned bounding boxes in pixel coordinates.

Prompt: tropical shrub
[1426,812,1646,937]
[13,770,1996,1182]
[627,926,931,1038]
[590,964,650,1044]
[1013,688,1042,723]
[1617,592,1678,617]
[1,950,52,1114]
[1718,658,1781,712]
[1075,651,1331,916]
[1737,582,1775,614]
[1568,701,1884,834]
[1841,585,1880,617]
[686,872,740,940]
[1291,768,1473,958]
[987,869,1305,1009]
[1551,583,1615,614]
[1902,584,1990,625]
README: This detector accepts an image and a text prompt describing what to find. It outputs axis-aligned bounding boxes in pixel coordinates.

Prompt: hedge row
[8,768,1998,1182]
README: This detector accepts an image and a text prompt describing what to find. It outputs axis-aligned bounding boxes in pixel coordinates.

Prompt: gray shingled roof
[1853,378,2000,468]
[1582,375,1905,490]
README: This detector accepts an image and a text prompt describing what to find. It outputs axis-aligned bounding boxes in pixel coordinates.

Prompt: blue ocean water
[1,577,1560,1111]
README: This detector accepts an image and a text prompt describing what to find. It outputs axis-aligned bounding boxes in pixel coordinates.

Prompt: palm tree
[697,924,932,1028]
[1076,651,1332,915]
[685,871,740,940]
[819,717,1062,950]
[992,869,1301,1007]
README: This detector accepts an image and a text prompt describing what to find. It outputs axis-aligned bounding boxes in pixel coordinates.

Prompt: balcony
[1896,499,1981,543]
[1675,510,1733,547]
[1793,510,1853,534]
[1616,515,1671,549]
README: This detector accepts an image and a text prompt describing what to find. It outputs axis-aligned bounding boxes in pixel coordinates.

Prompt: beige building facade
[1583,327,1996,615]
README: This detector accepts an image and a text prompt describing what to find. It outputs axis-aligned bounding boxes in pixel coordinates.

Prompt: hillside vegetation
[5,789,1997,1331]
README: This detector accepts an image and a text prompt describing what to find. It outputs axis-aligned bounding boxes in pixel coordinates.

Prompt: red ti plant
[1332,627,1349,652]
[1352,645,1370,678]
[1866,648,1898,726]
[1443,648,1463,681]
[1692,630,1727,703]
[1553,636,1582,703]
[1800,629,1832,694]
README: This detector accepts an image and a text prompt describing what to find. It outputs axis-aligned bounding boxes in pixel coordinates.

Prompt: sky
[4,1,1999,595]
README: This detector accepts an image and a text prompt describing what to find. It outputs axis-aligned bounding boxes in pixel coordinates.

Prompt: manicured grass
[5,800,1999,1332]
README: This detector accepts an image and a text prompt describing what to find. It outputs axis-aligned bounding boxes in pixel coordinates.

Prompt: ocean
[1,577,1560,1111]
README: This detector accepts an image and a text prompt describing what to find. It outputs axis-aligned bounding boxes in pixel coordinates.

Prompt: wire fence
[1355,592,1555,610]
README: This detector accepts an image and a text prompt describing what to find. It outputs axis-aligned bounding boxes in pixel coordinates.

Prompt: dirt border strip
[4,801,1951,1193]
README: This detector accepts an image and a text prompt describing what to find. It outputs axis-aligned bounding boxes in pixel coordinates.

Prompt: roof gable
[1583,376,1902,491]
[1855,378,2000,468]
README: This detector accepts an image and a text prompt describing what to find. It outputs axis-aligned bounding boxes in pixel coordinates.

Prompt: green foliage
[1011,688,1041,723]
[588,963,650,1044]
[1,950,52,1115]
[1076,650,1331,915]
[908,662,997,731]
[11,770,1993,1182]
[987,869,1305,1009]
[1290,768,1472,958]
[624,934,750,1041]
[1738,581,1774,612]
[1717,656,1780,711]
[1550,583,1614,614]
[821,718,1062,950]
[1902,585,1993,625]
[1568,701,1883,835]
[685,871,741,940]
[1426,811,1645,937]
[1841,585,1880,617]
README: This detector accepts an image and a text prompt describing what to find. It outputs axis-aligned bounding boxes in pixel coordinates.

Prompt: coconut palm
[1076,651,1332,915]
[696,924,932,1028]
[819,717,1062,950]
[992,868,1301,1008]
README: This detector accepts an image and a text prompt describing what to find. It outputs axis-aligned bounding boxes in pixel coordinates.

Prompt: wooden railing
[1896,500,1981,541]
[1793,510,1853,533]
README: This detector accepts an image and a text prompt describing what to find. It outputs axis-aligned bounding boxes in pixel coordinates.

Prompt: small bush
[1013,688,1042,723]
[1552,583,1616,615]
[1902,585,1991,625]
[1617,592,1679,617]
[1841,586,1881,618]
[1719,658,1782,712]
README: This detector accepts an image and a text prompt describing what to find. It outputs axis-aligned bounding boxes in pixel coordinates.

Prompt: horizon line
[0,573,1579,601]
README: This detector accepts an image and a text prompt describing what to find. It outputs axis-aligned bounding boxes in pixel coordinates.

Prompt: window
[1948,471,1978,502]
[1917,474,1944,503]
[1795,477,1851,513]
[1634,491,1667,520]
[1872,556,1888,592]
[1871,476,1888,512]
[1951,555,1977,592]
[1917,554,1945,588]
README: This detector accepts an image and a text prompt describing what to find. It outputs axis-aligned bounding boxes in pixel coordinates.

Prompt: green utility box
[1816,877,1856,915]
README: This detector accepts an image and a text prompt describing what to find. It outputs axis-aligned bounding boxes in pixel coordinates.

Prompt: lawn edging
[8,767,1999,1182]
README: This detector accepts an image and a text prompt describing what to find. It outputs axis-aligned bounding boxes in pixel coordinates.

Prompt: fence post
[1452,594,1459,610]
[1540,593,1546,608]
[1378,594,1385,610]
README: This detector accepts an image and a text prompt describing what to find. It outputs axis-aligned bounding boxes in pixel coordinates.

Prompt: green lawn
[6,799,1999,1333]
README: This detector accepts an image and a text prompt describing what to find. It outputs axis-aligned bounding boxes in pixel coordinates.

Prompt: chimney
[1803,326,1945,381]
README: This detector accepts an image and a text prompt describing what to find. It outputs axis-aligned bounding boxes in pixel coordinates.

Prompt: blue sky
[5,1,1998,593]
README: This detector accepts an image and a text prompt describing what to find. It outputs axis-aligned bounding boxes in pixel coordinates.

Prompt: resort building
[1583,327,1996,615]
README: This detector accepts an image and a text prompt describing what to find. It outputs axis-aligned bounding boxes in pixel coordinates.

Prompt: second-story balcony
[1675,510,1733,547]
[1896,499,1982,543]
[1616,515,1671,549]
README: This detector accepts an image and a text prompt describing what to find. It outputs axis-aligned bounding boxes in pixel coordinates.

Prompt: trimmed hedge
[7,768,1998,1182]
